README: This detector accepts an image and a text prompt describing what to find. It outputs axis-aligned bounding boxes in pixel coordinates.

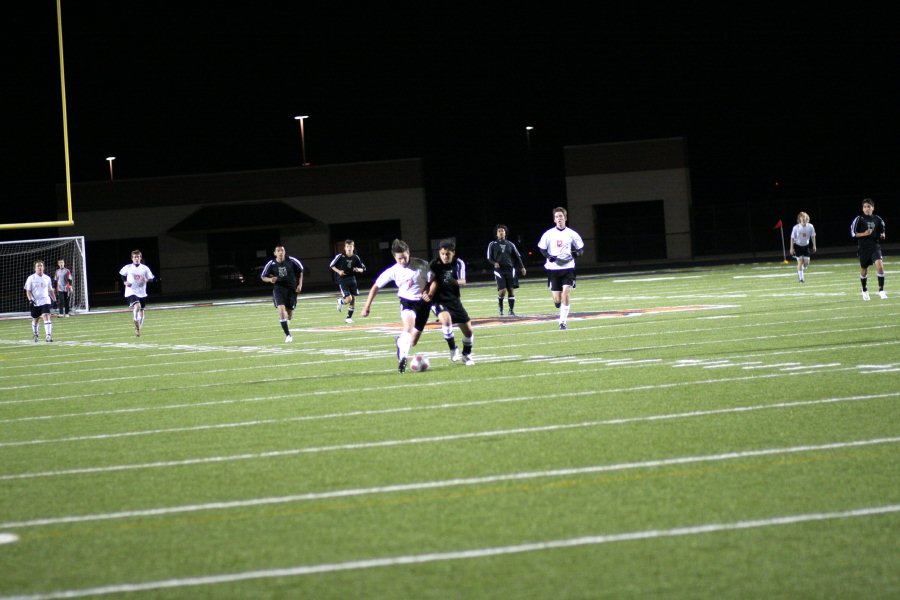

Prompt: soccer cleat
[451,348,462,362]
[285,335,293,343]
[398,357,407,373]
[508,310,516,316]
[345,317,353,324]
[33,334,39,343]
[464,354,475,366]
[46,336,53,343]
[498,308,503,316]
[559,322,567,330]
[862,291,870,301]
[336,297,343,312]
[879,291,888,300]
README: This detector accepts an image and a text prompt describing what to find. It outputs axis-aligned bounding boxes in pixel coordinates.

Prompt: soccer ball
[410,354,430,372]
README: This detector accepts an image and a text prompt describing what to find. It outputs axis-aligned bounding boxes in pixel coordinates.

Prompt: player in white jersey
[361,238,431,373]
[789,211,817,283]
[537,206,585,330]
[24,260,57,342]
[119,249,156,337]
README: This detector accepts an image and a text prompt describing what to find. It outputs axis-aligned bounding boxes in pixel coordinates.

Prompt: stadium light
[525,126,534,150]
[105,156,116,181]
[294,115,310,166]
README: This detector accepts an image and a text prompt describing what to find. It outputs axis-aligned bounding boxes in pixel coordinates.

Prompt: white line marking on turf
[0,532,18,545]
[2,392,897,477]
[1,505,897,599]
[1,436,896,530]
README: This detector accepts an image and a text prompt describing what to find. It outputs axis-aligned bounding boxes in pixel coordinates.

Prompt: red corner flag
[773,219,783,229]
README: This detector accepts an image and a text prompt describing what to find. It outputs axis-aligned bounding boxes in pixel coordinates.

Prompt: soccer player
[487,224,526,316]
[425,239,475,365]
[850,198,887,301]
[54,258,74,316]
[330,239,366,324]
[260,244,305,342]
[24,260,56,343]
[789,212,817,283]
[537,206,585,330]
[361,239,430,373]
[119,250,155,337]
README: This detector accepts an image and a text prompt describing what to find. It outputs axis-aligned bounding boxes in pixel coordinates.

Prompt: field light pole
[525,126,533,151]
[105,156,116,181]
[294,115,310,166]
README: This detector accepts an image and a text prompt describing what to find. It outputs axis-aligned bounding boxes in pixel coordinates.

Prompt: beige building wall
[564,138,693,266]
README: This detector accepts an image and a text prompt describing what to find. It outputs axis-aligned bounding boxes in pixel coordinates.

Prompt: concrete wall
[564,138,693,265]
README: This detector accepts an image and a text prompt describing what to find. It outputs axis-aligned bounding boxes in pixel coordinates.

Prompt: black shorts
[547,269,576,292]
[30,303,51,319]
[858,246,883,269]
[399,298,432,332]
[337,277,360,298]
[272,286,298,310]
[433,298,470,324]
[126,295,147,309]
[494,270,519,291]
[793,245,811,258]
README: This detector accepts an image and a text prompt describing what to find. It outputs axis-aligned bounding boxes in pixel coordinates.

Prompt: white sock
[559,304,570,323]
[397,332,412,359]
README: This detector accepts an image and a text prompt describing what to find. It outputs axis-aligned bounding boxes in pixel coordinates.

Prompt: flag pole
[774,219,789,264]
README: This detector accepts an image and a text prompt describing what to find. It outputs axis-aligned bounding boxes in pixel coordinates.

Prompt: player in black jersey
[260,245,305,341]
[330,239,366,324]
[424,239,475,366]
[850,198,887,301]
[487,225,526,316]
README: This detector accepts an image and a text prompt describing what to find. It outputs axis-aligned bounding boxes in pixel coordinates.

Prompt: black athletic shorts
[272,286,298,310]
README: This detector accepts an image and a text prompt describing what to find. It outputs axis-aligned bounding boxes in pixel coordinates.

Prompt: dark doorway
[594,200,667,262]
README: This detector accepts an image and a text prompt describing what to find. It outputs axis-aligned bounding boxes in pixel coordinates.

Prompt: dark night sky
[4,3,897,234]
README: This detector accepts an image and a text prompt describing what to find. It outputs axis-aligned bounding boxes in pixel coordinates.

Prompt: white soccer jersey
[119,263,155,298]
[537,226,585,271]
[24,274,54,306]
[791,223,816,246]
[373,262,425,301]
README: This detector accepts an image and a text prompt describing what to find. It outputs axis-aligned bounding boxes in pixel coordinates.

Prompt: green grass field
[1,258,898,599]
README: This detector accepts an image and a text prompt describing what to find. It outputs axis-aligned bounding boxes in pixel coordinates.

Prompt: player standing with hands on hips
[24,260,56,343]
[260,244,305,342]
[850,198,887,301]
[789,212,816,283]
[119,249,155,337]
[538,206,585,330]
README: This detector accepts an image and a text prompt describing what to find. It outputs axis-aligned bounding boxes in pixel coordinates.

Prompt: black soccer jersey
[329,253,366,280]
[487,239,525,272]
[851,213,886,250]
[261,256,304,288]
[429,257,466,303]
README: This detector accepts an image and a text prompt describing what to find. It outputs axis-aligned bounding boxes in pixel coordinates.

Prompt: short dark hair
[863,198,875,208]
[439,239,456,252]
[391,239,409,254]
[344,239,355,245]
[495,224,508,235]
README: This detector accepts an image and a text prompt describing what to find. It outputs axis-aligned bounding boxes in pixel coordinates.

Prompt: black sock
[347,308,354,318]
[463,342,473,355]
[446,337,457,350]
[498,297,504,311]
[508,297,515,311]
[280,320,290,335]
[878,275,885,291]
[554,302,561,309]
